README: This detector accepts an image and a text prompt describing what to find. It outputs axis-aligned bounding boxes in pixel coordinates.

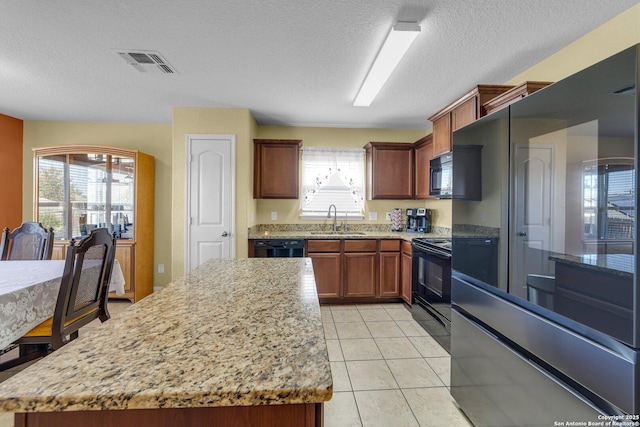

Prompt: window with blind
[300,147,365,219]
[583,158,635,241]
[37,153,135,240]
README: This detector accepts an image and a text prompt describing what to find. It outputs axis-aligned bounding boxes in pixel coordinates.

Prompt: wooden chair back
[0,222,54,260]
[51,228,116,349]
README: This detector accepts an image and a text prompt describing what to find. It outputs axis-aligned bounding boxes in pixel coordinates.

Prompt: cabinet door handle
[221,231,229,237]
[517,231,527,236]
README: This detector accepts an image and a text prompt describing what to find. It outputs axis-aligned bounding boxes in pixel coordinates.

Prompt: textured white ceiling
[0,0,637,129]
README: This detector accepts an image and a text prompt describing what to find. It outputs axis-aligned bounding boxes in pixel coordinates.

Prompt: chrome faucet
[328,204,338,232]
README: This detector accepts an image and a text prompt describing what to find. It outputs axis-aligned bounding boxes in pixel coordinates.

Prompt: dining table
[0,260,125,350]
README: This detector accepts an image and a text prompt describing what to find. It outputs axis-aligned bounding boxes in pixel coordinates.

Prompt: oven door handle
[428,250,451,260]
[412,245,451,260]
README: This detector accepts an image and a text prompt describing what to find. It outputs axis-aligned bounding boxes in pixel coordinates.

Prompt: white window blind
[300,147,365,219]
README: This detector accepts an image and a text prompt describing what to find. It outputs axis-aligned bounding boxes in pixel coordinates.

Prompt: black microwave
[429,153,453,198]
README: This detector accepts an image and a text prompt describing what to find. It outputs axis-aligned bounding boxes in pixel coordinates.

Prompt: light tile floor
[322,303,473,427]
[0,302,473,427]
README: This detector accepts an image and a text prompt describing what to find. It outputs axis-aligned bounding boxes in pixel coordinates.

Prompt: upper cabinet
[483,81,553,116]
[253,139,302,199]
[429,85,514,157]
[431,114,451,157]
[413,134,433,200]
[451,97,476,131]
[33,145,154,302]
[365,142,414,200]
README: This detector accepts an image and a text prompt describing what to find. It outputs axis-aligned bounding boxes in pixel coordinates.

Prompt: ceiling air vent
[115,50,177,74]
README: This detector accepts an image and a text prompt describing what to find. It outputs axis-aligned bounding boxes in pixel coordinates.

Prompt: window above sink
[299,147,365,220]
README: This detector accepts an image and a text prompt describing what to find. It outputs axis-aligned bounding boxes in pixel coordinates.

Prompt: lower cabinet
[401,240,412,305]
[344,240,377,297]
[379,240,401,297]
[308,239,402,302]
[115,243,134,295]
[307,240,342,299]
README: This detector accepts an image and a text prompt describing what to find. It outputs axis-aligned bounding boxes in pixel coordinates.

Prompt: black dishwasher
[252,239,305,258]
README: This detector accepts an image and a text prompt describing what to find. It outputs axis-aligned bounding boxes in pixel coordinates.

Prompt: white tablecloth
[0,260,125,349]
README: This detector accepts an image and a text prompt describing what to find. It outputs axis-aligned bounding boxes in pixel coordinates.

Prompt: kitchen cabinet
[451,97,476,131]
[379,240,401,297]
[401,240,412,305]
[413,135,433,199]
[307,240,342,299]
[33,145,154,302]
[116,243,135,294]
[253,139,302,199]
[432,115,451,158]
[365,142,414,199]
[344,240,377,297]
[429,85,514,156]
[483,81,552,115]
[305,238,404,302]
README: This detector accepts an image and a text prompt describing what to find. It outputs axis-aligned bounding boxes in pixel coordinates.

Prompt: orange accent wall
[0,114,23,229]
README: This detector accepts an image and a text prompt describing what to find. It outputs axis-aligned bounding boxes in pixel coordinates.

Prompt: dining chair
[0,228,116,370]
[0,222,55,261]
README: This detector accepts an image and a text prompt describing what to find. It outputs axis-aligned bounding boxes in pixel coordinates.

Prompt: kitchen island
[550,252,634,345]
[0,258,332,427]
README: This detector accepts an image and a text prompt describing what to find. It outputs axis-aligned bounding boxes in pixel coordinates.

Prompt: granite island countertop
[0,258,332,413]
[549,252,634,278]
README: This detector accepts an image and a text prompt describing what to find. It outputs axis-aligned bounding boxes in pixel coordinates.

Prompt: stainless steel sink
[309,231,367,236]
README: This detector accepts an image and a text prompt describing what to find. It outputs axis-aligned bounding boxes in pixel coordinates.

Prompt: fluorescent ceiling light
[353,21,421,107]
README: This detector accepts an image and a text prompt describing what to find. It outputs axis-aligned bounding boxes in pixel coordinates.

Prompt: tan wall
[171,107,256,276]
[506,3,640,84]
[0,114,23,229]
[22,121,173,286]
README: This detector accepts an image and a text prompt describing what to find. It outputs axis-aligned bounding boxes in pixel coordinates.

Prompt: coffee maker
[405,208,430,233]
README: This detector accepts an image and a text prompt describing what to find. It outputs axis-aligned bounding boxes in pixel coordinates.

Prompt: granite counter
[549,252,634,278]
[0,258,332,427]
[248,224,450,241]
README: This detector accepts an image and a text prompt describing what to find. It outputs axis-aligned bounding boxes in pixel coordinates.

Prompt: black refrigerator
[450,44,640,426]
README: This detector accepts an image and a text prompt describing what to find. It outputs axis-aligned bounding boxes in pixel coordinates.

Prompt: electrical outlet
[385,212,391,220]
[271,211,277,221]
[369,212,378,221]
[158,264,165,274]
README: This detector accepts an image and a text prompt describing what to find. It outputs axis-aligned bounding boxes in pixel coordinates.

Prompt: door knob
[221,231,229,237]
[517,231,527,236]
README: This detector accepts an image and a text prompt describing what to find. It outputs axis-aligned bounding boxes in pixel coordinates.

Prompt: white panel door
[186,135,235,273]
[511,144,554,298]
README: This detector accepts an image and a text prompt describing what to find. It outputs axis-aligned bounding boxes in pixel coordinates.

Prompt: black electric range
[411,237,452,352]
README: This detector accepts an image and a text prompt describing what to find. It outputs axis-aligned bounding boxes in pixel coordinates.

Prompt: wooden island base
[16,403,323,427]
